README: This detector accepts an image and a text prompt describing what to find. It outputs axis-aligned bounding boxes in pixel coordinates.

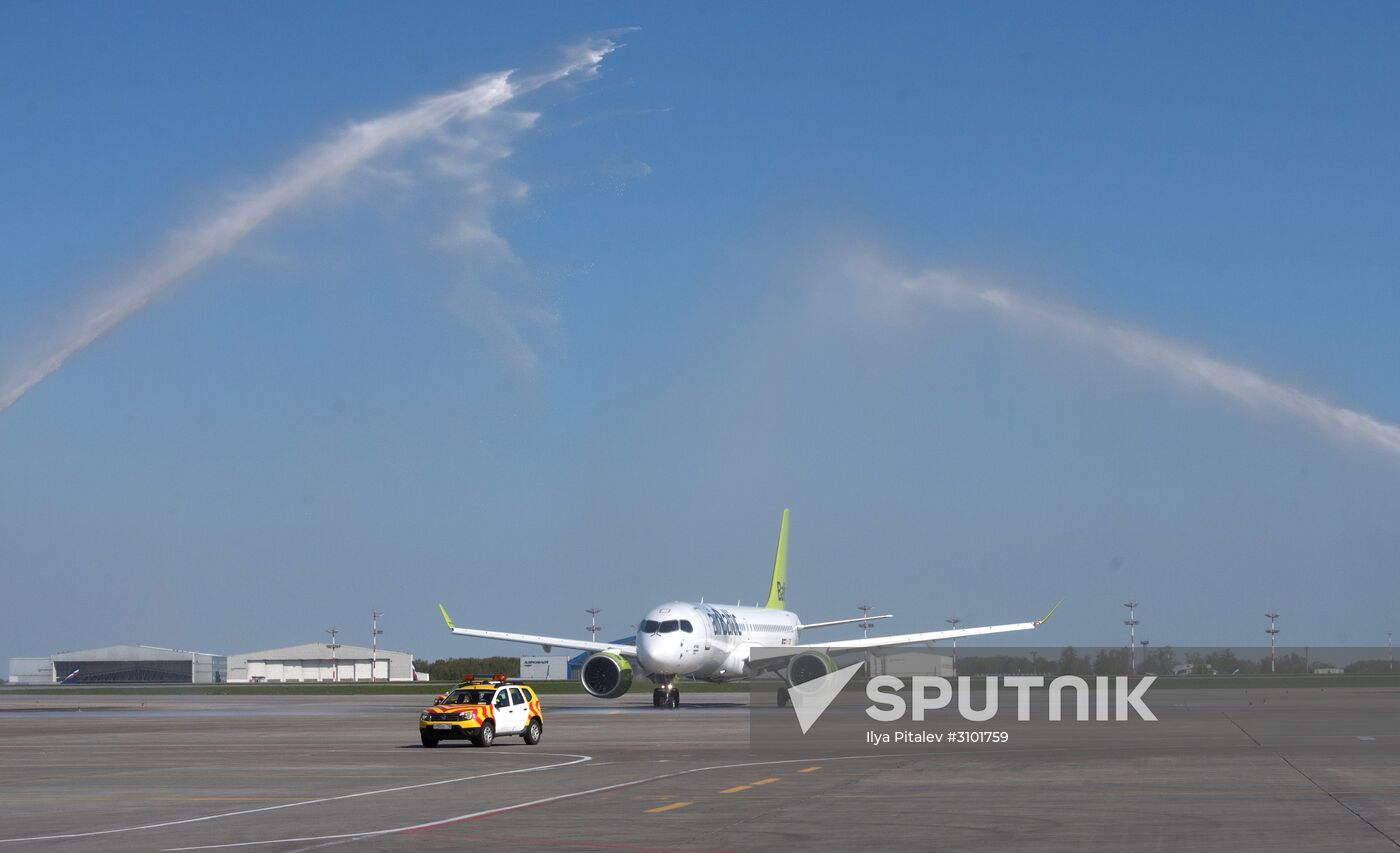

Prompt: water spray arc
[872,265,1400,466]
[0,38,619,417]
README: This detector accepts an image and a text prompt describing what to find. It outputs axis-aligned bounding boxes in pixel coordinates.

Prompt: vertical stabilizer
[764,508,790,609]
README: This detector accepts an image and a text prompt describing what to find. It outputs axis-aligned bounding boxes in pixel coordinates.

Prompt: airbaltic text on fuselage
[865,675,1157,722]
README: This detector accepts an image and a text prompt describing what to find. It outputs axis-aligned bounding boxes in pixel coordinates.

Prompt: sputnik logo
[787,663,864,734]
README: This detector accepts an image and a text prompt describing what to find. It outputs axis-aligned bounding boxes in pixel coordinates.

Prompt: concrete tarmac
[1,687,1397,851]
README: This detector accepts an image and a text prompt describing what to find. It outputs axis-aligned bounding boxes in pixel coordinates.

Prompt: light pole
[946,617,961,672]
[1388,631,1393,674]
[1265,612,1280,673]
[325,627,341,683]
[371,610,384,682]
[586,608,601,642]
[858,603,875,639]
[1123,602,1139,674]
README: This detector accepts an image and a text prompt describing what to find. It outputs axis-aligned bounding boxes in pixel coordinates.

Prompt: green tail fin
[764,508,790,609]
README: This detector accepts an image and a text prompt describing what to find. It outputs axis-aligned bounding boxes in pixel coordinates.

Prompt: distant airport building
[519,655,570,681]
[865,649,955,678]
[7,657,59,685]
[227,643,417,683]
[7,645,227,684]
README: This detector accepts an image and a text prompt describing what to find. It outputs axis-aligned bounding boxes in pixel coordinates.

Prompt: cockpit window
[659,619,679,633]
[680,619,693,632]
[641,619,660,634]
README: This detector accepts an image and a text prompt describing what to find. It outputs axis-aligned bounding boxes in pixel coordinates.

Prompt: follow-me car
[419,677,543,747]
[439,510,1060,708]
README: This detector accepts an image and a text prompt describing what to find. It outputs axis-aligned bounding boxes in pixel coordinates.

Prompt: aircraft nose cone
[637,634,675,673]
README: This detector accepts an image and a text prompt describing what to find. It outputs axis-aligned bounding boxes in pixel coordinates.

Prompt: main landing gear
[652,685,681,709]
[777,687,790,708]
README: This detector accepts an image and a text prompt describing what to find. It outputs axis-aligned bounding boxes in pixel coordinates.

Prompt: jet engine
[580,651,633,699]
[786,650,838,686]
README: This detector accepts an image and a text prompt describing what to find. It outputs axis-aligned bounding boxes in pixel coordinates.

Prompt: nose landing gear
[651,685,681,709]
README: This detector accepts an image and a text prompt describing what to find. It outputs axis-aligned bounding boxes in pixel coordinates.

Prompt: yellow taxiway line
[645,801,693,814]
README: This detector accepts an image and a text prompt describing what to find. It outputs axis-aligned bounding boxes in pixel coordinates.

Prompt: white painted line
[162,752,931,851]
[1357,735,1377,741]
[0,753,592,845]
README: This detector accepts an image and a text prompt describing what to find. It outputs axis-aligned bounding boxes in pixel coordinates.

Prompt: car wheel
[420,732,439,748]
[523,718,542,745]
[473,721,495,748]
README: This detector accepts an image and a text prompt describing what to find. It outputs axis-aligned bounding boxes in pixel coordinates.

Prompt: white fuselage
[634,601,801,682]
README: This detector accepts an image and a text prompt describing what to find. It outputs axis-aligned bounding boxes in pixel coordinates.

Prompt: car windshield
[640,619,660,633]
[445,690,494,705]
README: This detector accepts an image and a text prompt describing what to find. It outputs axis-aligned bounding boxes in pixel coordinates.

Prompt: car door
[506,687,529,732]
[492,688,517,733]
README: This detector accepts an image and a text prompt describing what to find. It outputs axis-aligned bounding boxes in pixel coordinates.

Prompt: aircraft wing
[792,600,1062,652]
[439,605,638,655]
[798,614,893,630]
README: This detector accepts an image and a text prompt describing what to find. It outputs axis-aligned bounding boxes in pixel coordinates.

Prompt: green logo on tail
[764,509,790,609]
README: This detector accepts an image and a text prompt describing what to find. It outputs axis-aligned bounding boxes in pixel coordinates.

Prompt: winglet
[1036,598,1065,626]
[438,604,455,631]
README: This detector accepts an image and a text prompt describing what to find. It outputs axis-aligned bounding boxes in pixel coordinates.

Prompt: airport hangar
[227,643,417,683]
[7,645,228,684]
[8,643,419,684]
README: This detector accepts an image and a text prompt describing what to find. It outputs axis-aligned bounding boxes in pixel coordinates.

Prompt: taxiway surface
[1,687,1397,851]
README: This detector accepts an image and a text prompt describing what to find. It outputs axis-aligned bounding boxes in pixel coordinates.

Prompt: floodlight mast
[1265,612,1280,673]
[325,627,341,683]
[371,610,384,682]
[586,608,602,641]
[857,603,875,639]
[1123,602,1140,673]
[946,617,962,670]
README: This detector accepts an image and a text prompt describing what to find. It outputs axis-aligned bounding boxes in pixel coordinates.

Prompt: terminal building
[7,645,227,684]
[864,649,955,677]
[227,643,417,683]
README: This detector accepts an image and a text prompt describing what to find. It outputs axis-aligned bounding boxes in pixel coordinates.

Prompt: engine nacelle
[786,650,838,687]
[580,651,634,699]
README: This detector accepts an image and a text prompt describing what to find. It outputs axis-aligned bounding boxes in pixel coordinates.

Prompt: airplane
[438,509,1061,708]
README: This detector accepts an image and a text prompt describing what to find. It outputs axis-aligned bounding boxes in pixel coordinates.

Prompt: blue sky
[3,4,1399,666]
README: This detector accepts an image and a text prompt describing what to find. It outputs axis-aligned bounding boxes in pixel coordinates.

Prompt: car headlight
[420,713,430,721]
[457,710,474,720]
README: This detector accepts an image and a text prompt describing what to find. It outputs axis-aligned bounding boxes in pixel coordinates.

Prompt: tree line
[413,656,528,682]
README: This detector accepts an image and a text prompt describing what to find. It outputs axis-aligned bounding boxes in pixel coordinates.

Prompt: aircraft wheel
[668,689,681,709]
[777,688,789,708]
[652,688,664,708]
